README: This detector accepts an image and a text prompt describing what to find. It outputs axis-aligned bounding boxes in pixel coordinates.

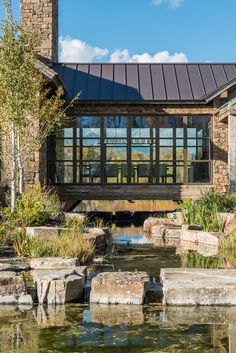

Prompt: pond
[91,225,236,279]
[1,224,236,353]
[0,304,235,353]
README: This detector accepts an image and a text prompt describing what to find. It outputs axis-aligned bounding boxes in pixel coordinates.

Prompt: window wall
[51,115,212,185]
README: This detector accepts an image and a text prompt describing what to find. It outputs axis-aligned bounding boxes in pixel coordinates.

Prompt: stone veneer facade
[212,114,228,193]
[20,0,58,62]
[18,0,58,186]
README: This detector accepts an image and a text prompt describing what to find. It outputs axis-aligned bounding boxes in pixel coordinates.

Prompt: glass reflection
[53,115,211,185]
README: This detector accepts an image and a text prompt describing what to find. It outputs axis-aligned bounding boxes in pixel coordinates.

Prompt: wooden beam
[67,103,216,116]
[51,184,211,201]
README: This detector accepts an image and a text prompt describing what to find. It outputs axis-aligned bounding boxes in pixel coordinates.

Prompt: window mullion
[183,116,188,184]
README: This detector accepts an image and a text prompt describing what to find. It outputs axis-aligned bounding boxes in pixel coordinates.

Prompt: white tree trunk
[17,135,24,194]
[10,121,17,211]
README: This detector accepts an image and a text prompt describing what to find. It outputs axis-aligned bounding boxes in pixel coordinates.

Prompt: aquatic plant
[178,189,236,232]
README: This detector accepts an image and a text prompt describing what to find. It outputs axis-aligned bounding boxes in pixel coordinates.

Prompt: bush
[12,218,95,264]
[1,186,62,227]
[178,189,236,232]
[220,231,236,251]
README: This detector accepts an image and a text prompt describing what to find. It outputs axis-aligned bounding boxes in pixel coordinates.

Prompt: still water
[1,225,236,353]
[0,304,235,353]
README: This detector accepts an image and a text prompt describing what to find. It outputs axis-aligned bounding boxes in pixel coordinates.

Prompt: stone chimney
[20,0,58,62]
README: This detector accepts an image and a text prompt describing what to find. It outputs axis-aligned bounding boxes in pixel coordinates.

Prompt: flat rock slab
[26,226,64,240]
[33,269,85,305]
[161,268,236,306]
[90,271,150,305]
[181,228,225,247]
[30,257,80,270]
[0,263,29,272]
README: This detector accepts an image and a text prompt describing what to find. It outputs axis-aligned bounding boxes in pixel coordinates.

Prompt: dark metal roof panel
[74,64,89,100]
[163,64,180,100]
[52,63,236,103]
[87,64,101,100]
[113,64,126,100]
[187,65,206,100]
[211,64,228,87]
[151,65,166,100]
[224,64,236,81]
[100,64,113,100]
[199,64,217,95]
[139,64,153,100]
[126,64,140,100]
[175,64,193,101]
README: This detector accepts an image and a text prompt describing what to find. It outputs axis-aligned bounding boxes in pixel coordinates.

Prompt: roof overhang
[203,78,236,103]
[217,96,236,122]
[35,60,62,88]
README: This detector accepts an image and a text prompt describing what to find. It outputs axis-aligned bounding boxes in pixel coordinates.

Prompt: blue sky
[1,0,236,63]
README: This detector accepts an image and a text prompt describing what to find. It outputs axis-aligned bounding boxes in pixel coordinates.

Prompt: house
[5,0,236,209]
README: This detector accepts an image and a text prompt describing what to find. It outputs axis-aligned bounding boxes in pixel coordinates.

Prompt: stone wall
[18,0,58,187]
[212,114,228,193]
[228,114,236,192]
[20,0,58,62]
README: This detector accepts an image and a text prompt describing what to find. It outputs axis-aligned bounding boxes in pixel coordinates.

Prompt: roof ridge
[51,62,236,65]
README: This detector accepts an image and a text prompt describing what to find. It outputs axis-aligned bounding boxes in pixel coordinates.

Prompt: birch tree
[0,0,67,210]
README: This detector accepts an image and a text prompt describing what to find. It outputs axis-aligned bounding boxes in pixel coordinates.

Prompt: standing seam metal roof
[51,63,236,102]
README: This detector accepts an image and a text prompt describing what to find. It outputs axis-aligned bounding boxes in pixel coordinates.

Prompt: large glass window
[50,115,212,185]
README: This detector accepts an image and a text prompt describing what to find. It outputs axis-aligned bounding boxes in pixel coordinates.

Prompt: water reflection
[0,305,235,353]
[113,225,153,245]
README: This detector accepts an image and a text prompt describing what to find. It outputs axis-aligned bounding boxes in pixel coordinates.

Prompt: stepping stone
[33,269,85,305]
[30,257,81,270]
[90,271,150,305]
[161,268,236,306]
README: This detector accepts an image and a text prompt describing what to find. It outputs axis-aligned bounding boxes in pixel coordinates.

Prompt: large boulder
[33,269,85,305]
[90,271,150,305]
[30,257,81,270]
[143,217,172,233]
[161,268,236,306]
[84,227,111,251]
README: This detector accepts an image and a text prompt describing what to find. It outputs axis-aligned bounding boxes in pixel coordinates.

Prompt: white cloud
[59,36,109,62]
[110,49,188,63]
[152,0,184,8]
[59,36,188,64]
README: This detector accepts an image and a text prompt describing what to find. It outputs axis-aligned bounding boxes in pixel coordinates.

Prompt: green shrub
[12,218,95,264]
[220,231,236,251]
[1,186,62,227]
[0,224,14,254]
[178,189,236,232]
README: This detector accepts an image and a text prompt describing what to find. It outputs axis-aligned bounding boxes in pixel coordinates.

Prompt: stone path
[161,268,236,306]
